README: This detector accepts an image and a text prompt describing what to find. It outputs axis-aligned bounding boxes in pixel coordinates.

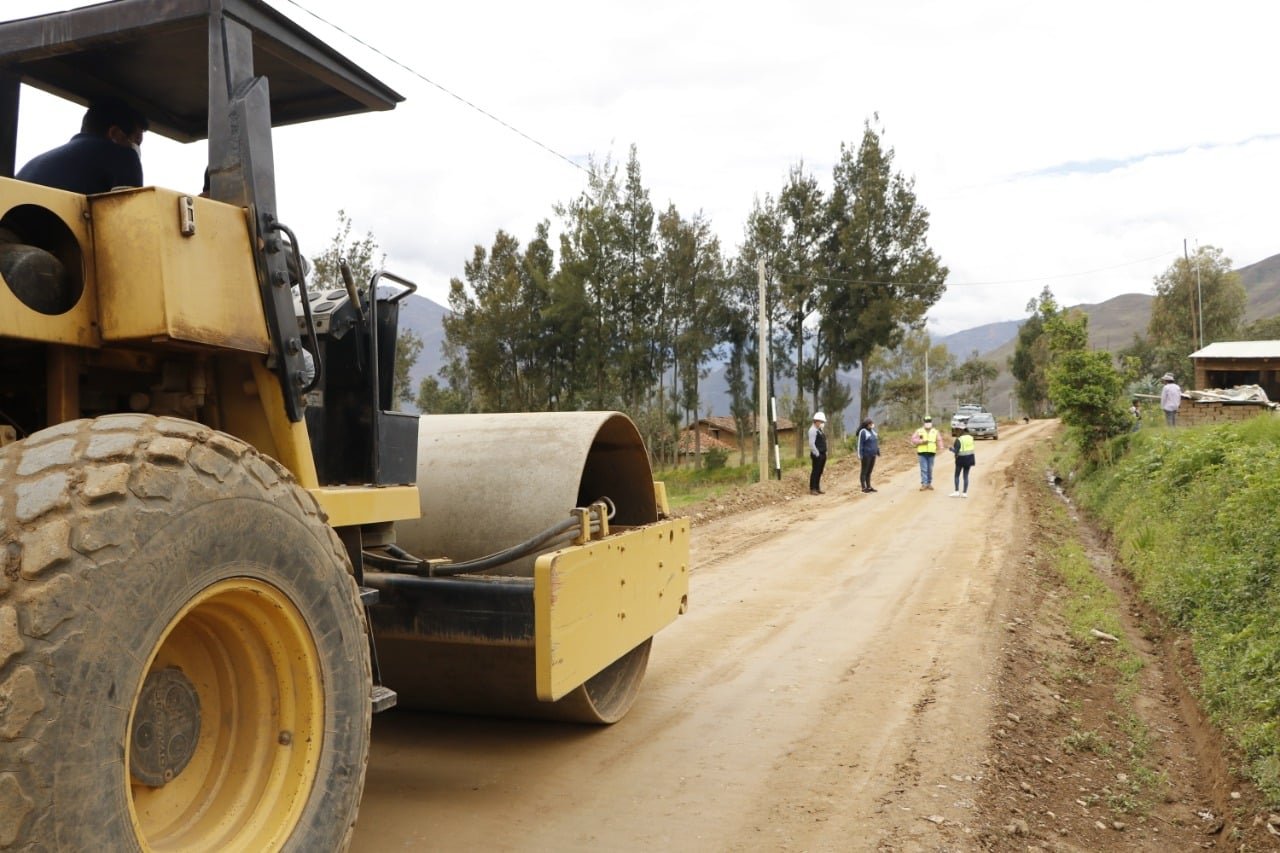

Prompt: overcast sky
[8,0,1279,336]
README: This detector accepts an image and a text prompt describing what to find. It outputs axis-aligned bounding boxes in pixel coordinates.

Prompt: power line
[275,0,587,174]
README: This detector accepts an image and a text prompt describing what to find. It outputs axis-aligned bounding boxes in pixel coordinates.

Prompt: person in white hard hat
[808,412,828,495]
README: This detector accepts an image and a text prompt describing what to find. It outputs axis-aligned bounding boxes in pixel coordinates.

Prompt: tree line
[410,118,948,464]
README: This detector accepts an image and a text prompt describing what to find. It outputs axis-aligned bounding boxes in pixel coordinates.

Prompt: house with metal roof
[1179,341,1280,426]
[1189,341,1280,399]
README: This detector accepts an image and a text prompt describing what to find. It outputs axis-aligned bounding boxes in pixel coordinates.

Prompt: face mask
[129,142,141,155]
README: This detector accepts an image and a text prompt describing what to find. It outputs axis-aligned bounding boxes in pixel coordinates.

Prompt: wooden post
[757,259,768,485]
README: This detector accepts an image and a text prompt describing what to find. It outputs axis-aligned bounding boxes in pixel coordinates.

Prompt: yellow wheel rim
[126,578,324,852]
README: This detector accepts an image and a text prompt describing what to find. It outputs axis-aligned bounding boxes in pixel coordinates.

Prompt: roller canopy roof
[0,0,403,142]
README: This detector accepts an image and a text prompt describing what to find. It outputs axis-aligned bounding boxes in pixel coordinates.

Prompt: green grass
[1067,413,1280,806]
[1048,526,1159,811]
[655,453,812,508]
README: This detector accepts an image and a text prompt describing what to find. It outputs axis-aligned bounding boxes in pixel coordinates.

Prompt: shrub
[703,446,729,470]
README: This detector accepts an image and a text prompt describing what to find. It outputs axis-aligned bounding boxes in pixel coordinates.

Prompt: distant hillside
[971,292,1154,418]
[956,251,1280,416]
[1237,252,1280,322]
[938,320,1022,360]
[397,294,449,412]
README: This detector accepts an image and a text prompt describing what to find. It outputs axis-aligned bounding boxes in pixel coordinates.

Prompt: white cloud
[6,0,1279,338]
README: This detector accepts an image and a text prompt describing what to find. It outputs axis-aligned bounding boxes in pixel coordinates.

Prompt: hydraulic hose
[364,505,611,579]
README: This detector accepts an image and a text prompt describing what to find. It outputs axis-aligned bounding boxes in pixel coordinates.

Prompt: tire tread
[0,416,369,851]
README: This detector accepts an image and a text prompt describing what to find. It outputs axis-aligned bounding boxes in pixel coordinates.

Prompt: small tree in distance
[1045,310,1128,454]
[1010,287,1058,418]
[309,210,420,410]
[951,350,998,408]
[1147,245,1245,377]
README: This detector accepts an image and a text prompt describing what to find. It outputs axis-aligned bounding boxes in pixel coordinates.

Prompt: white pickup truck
[951,405,999,439]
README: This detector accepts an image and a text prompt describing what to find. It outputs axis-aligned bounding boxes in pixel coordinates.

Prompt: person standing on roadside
[856,418,880,493]
[808,412,827,495]
[949,427,976,497]
[1160,373,1182,426]
[909,415,942,491]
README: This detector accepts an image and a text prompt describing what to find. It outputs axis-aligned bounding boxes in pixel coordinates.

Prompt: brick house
[1176,341,1280,426]
[1189,341,1280,399]
[681,415,796,454]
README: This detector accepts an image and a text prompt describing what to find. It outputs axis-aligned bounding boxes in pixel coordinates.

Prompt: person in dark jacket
[856,418,880,493]
[808,412,827,495]
[17,98,148,195]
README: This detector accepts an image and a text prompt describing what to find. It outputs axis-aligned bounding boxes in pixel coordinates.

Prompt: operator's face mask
[110,126,144,153]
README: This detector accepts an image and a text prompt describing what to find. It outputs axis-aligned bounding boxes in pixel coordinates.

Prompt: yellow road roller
[0,1,689,849]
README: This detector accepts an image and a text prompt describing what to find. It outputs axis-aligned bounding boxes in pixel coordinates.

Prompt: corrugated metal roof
[1189,340,1280,359]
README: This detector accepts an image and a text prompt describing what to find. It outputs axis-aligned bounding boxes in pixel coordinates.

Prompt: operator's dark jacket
[17,133,142,194]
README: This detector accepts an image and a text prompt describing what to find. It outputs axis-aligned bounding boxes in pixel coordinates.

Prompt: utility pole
[1184,239,1198,351]
[757,259,768,485]
[1195,240,1204,349]
[924,342,930,417]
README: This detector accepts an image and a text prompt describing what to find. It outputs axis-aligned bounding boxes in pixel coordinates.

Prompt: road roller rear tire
[0,415,370,851]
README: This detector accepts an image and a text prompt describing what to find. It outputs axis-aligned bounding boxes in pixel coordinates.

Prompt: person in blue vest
[949,427,976,497]
[808,412,827,495]
[856,417,880,493]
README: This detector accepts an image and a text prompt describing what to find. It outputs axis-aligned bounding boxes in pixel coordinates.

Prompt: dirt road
[350,420,1058,851]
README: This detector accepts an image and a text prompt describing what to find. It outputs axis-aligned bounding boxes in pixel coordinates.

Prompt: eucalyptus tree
[657,206,727,466]
[774,164,828,415]
[736,193,797,388]
[1010,287,1058,417]
[721,258,760,464]
[442,227,555,412]
[555,156,624,409]
[1148,245,1245,376]
[614,146,661,413]
[821,120,948,421]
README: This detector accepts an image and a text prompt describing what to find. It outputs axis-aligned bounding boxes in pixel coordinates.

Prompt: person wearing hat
[808,412,828,495]
[909,415,943,490]
[1160,372,1182,426]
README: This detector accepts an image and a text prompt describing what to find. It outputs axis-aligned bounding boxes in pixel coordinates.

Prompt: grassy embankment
[1034,473,1157,813]
[1068,415,1280,806]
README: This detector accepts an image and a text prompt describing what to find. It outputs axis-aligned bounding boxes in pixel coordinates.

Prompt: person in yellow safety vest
[949,427,976,497]
[909,415,942,490]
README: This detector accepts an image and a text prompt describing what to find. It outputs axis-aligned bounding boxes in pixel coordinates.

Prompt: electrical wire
[274,0,586,174]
